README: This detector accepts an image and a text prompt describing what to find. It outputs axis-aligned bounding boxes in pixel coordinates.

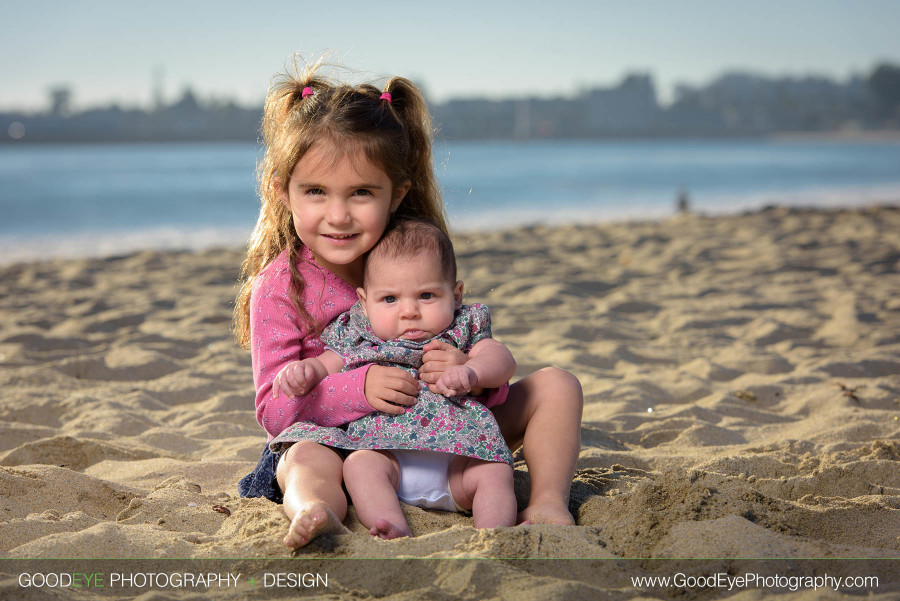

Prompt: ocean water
[1,138,899,263]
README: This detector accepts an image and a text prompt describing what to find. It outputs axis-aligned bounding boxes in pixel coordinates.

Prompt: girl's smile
[322,233,361,245]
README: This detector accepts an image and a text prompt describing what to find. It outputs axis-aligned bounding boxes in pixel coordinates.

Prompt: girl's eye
[353,189,372,197]
[305,188,324,196]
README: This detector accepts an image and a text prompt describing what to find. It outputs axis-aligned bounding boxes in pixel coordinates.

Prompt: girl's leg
[491,366,583,525]
[449,456,516,528]
[276,441,349,548]
[343,450,412,540]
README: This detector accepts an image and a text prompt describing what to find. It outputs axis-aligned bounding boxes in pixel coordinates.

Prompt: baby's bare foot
[517,502,575,526]
[284,502,347,548]
[370,518,412,540]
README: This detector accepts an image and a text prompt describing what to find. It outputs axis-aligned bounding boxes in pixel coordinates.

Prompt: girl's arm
[250,270,377,438]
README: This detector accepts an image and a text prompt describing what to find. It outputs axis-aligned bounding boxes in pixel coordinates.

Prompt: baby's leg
[448,456,516,529]
[343,450,412,540]
[276,441,349,549]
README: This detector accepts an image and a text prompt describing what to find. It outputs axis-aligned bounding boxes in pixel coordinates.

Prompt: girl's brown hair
[233,57,448,349]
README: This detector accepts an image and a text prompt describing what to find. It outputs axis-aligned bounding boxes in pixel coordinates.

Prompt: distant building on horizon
[584,74,661,135]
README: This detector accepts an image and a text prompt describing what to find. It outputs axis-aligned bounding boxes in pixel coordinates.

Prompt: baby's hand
[273,360,320,399]
[420,340,468,394]
[434,365,478,397]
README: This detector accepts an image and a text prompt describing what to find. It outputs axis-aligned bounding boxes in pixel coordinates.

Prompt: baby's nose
[399,300,419,317]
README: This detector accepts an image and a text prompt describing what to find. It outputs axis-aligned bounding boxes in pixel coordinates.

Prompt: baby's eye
[383,295,397,304]
[419,292,434,300]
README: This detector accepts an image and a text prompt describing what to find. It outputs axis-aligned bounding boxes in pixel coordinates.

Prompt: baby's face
[358,252,463,342]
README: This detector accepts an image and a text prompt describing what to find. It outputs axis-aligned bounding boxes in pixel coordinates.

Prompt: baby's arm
[273,350,344,400]
[434,339,516,397]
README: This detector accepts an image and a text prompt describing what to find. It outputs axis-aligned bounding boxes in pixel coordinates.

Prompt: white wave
[449,183,900,232]
[0,225,253,266]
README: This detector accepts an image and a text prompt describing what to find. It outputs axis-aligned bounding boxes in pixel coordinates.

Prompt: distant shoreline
[7,62,899,146]
[767,129,900,142]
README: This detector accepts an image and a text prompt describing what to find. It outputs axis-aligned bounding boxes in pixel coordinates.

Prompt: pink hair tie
[301,86,314,99]
[380,92,392,103]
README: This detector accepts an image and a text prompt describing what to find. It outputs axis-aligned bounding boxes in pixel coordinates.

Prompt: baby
[268,218,517,539]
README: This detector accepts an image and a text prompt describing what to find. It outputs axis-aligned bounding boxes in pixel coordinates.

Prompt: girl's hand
[434,365,478,397]
[420,340,468,393]
[364,365,419,415]
[273,360,319,399]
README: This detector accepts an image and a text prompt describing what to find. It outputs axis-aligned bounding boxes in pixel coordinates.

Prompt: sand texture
[1,206,899,599]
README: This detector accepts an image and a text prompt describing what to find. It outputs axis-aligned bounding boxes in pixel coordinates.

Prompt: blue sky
[3,0,899,111]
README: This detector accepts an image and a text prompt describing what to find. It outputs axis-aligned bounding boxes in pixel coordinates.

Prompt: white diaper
[392,449,466,513]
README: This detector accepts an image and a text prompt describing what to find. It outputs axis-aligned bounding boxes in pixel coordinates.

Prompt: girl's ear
[275,177,290,209]
[453,280,464,307]
[391,180,411,213]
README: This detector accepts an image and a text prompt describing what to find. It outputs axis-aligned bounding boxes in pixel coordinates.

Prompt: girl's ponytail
[382,78,448,235]
[234,60,328,349]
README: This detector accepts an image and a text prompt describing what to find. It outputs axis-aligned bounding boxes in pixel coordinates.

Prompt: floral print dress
[268,302,513,465]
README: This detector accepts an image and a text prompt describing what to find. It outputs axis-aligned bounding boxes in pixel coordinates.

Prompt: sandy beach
[1,206,899,599]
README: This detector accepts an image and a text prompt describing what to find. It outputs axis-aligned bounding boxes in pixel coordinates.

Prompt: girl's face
[280,143,410,285]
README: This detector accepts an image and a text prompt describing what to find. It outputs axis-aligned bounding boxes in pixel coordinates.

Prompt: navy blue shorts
[238,443,284,504]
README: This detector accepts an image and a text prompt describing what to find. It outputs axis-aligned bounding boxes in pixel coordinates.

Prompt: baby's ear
[453,280,464,307]
[356,288,368,315]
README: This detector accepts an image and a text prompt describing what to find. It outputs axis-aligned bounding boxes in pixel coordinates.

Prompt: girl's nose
[325,198,351,225]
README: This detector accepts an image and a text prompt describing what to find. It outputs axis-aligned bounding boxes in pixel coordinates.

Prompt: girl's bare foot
[370,518,412,540]
[518,502,575,526]
[284,502,348,548]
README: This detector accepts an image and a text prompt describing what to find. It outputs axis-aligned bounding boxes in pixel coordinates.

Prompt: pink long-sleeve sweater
[250,245,508,441]
[250,246,373,440]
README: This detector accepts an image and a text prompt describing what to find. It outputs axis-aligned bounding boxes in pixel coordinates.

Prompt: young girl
[234,58,584,549]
